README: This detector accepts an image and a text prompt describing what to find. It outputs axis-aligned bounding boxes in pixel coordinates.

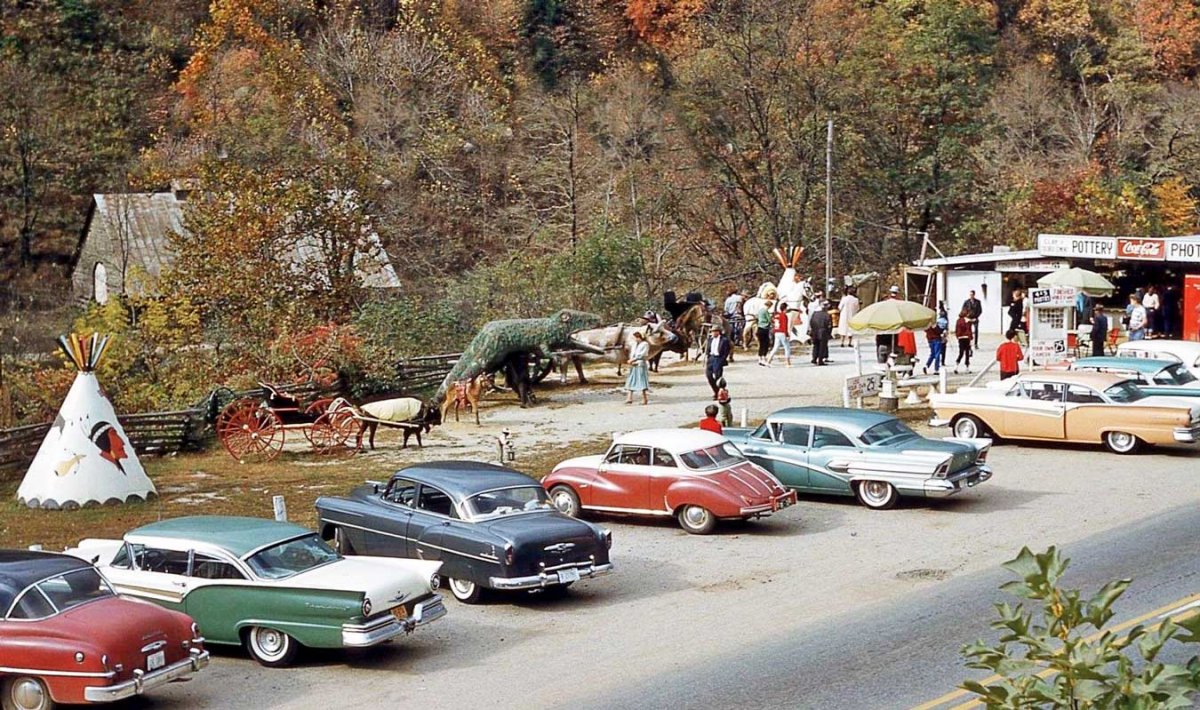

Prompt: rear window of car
[678,443,745,471]
[9,569,115,619]
[1104,381,1145,403]
[860,420,916,446]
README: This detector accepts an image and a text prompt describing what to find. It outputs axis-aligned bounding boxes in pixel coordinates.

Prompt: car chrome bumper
[490,563,613,591]
[740,490,798,516]
[1173,425,1200,443]
[924,466,992,497]
[84,648,209,702]
[342,595,447,647]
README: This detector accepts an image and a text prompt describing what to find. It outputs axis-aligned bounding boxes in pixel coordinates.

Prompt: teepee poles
[56,333,111,372]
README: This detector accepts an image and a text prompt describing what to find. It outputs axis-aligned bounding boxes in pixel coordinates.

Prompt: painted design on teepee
[17,333,157,510]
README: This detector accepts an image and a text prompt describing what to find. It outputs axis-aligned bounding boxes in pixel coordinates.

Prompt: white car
[1115,340,1200,380]
[68,516,445,666]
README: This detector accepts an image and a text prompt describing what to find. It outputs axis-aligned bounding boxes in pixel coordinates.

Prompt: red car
[0,550,208,709]
[544,429,797,534]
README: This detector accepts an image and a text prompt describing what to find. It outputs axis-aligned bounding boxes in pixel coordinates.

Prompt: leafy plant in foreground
[962,546,1200,708]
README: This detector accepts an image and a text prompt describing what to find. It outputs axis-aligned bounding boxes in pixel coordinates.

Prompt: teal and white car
[1115,340,1200,380]
[725,407,991,510]
[1070,356,1200,398]
[68,516,445,667]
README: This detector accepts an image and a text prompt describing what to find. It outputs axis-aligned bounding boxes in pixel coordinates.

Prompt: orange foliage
[1152,177,1198,234]
[625,0,706,47]
[1132,0,1200,78]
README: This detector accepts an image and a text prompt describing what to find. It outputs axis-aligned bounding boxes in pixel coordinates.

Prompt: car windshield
[860,419,917,445]
[23,568,115,618]
[245,534,339,580]
[1159,364,1198,386]
[463,486,552,520]
[1103,381,1145,403]
[678,442,745,471]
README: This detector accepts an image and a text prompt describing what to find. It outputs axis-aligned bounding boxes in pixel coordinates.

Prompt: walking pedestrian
[1128,294,1148,340]
[724,287,745,349]
[1007,290,1027,344]
[624,330,650,405]
[923,318,944,374]
[716,378,733,427]
[875,285,903,362]
[996,329,1024,380]
[766,301,792,367]
[937,305,949,369]
[699,404,723,434]
[706,325,732,398]
[837,286,860,347]
[1090,305,1109,357]
[962,290,983,348]
[756,300,774,366]
[953,309,973,373]
[808,300,833,365]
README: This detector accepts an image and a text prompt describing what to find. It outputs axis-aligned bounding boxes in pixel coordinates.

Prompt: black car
[315,461,613,604]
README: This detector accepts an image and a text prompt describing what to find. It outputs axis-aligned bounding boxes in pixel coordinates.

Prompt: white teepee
[17,333,156,510]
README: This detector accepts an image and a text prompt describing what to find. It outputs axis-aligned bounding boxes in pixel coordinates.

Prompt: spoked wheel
[1104,430,1142,455]
[448,578,486,604]
[2,676,55,710]
[677,504,717,535]
[217,400,284,463]
[310,409,362,456]
[245,626,299,667]
[855,480,899,510]
[300,399,335,444]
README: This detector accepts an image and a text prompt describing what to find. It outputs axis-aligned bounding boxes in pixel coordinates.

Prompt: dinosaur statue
[436,309,605,407]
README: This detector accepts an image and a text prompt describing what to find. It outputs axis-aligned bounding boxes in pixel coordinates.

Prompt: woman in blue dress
[625,331,650,405]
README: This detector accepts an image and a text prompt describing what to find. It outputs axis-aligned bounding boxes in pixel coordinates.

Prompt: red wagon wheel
[310,409,362,457]
[217,399,285,463]
[301,399,335,444]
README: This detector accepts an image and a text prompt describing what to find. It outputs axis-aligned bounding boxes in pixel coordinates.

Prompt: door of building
[1185,274,1200,342]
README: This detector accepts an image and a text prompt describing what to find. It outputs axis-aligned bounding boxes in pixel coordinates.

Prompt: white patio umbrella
[1036,267,1115,296]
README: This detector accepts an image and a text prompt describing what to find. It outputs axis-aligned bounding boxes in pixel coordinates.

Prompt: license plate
[391,606,408,621]
[959,477,975,489]
[558,567,581,584]
[146,650,165,672]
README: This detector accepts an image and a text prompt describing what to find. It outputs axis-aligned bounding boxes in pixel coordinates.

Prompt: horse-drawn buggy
[215,383,362,462]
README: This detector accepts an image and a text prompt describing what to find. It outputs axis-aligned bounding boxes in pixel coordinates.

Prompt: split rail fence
[0,353,459,470]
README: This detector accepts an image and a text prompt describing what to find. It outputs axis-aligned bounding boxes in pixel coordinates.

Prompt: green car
[725,407,991,510]
[69,516,445,667]
[1069,357,1200,398]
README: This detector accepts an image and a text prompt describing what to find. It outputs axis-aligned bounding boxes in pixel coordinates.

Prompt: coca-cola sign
[1116,238,1165,261]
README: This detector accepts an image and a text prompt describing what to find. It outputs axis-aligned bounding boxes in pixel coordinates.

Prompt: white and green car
[68,516,445,667]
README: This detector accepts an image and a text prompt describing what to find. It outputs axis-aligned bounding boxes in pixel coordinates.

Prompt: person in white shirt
[837,286,860,347]
[1143,286,1160,337]
[1128,294,1148,340]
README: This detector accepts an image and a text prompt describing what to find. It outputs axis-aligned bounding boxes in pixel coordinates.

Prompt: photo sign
[845,372,882,399]
[1029,286,1076,308]
[1028,339,1067,361]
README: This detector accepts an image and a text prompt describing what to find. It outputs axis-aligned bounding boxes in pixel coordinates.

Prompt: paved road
[117,438,1200,710]
[587,504,1200,710]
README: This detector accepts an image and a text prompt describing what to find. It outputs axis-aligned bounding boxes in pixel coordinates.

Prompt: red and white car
[543,429,797,534]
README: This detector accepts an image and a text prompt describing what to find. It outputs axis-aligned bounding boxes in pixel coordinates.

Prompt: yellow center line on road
[908,591,1200,710]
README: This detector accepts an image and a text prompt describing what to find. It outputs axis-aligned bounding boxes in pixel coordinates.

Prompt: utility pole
[825,118,834,295]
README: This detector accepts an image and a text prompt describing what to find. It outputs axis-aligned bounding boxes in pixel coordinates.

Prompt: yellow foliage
[1152,177,1198,234]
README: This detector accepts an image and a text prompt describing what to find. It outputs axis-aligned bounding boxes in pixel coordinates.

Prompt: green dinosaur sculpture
[436,309,604,406]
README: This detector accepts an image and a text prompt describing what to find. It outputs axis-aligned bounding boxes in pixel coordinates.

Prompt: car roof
[1016,371,1129,387]
[392,461,538,500]
[766,407,896,436]
[612,428,728,453]
[0,550,91,613]
[1073,357,1171,374]
[127,516,312,558]
[1117,340,1200,355]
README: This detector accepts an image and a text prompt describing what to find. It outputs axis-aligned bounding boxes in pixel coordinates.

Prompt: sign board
[1028,339,1067,362]
[1039,234,1116,259]
[845,373,883,399]
[1166,238,1200,263]
[1115,237,1166,261]
[996,259,1070,273]
[1029,286,1076,308]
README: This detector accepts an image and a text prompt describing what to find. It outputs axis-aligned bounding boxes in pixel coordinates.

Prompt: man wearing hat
[705,324,732,399]
[875,286,903,362]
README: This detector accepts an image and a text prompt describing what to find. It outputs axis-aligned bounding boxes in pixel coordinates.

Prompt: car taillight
[362,598,373,616]
[603,529,613,549]
[430,573,441,591]
[504,544,514,566]
[935,461,950,479]
[976,448,988,464]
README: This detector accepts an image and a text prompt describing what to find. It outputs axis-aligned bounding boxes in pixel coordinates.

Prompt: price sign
[845,373,883,399]
[1028,339,1067,361]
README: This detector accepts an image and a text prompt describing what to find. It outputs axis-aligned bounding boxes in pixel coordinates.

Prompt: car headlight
[362,598,372,617]
[429,573,441,591]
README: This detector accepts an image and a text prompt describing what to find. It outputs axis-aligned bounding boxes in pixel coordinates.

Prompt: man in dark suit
[1090,304,1109,357]
[705,325,731,398]
[962,290,983,348]
[809,301,833,365]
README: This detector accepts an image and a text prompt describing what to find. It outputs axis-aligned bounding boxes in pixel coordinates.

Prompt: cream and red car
[930,372,1200,454]
[543,429,797,534]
